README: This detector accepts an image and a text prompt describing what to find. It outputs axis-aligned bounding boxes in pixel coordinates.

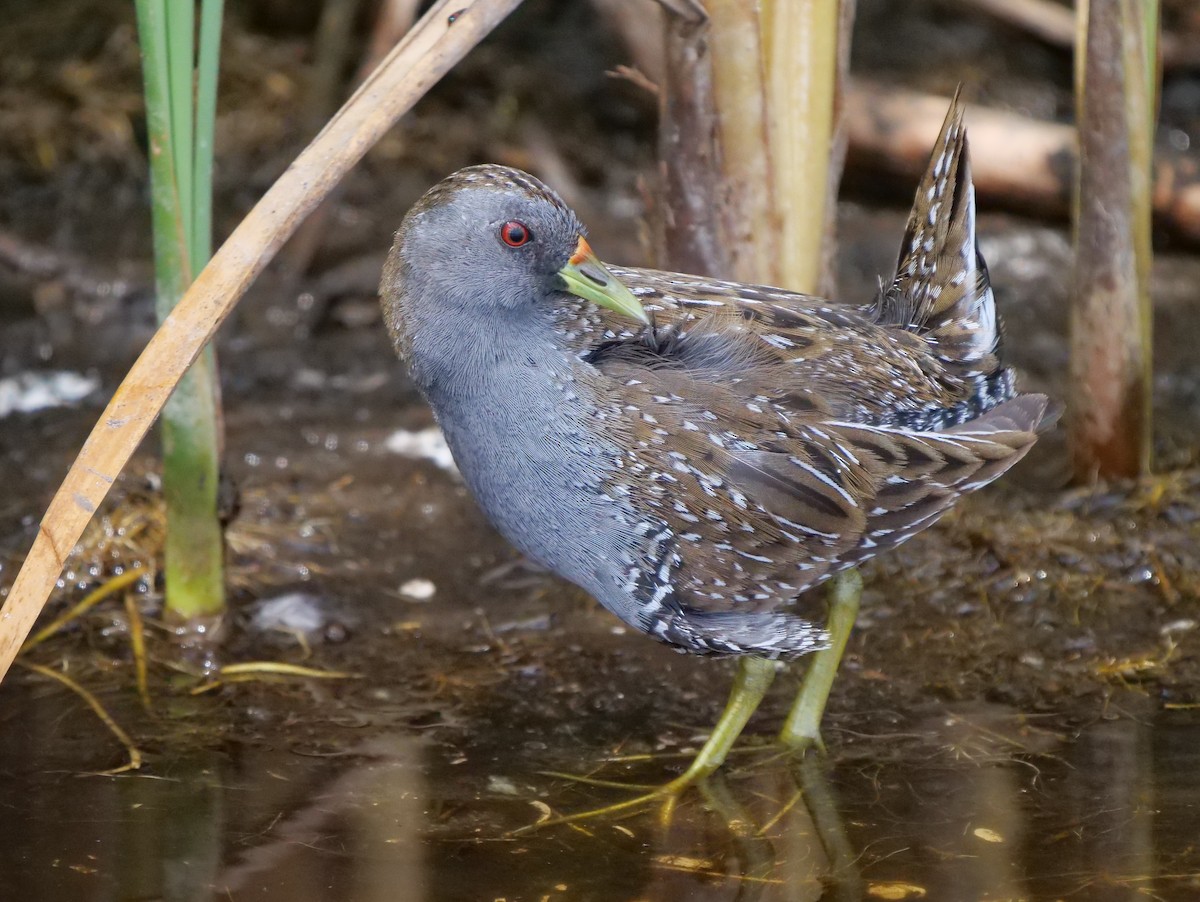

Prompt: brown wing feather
[591,337,1046,613]
[602,266,975,425]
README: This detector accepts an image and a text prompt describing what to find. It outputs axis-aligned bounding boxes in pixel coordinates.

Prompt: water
[1,675,1198,901]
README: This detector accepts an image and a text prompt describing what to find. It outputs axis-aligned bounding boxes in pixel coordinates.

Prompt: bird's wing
[602,266,968,423]
[589,329,1045,612]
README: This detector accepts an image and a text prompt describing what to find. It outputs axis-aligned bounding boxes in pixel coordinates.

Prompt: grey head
[380,165,646,401]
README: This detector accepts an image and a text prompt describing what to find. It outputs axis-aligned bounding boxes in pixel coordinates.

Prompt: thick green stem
[160,356,224,621]
[136,0,226,620]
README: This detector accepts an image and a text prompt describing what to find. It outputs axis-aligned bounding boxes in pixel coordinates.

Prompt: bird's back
[574,95,1049,657]
[605,94,1014,436]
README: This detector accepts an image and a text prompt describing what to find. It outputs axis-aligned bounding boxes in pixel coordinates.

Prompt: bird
[379,96,1049,808]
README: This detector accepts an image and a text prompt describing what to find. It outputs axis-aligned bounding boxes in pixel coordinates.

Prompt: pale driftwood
[846,82,1200,246]
[844,82,1076,215]
[0,0,524,684]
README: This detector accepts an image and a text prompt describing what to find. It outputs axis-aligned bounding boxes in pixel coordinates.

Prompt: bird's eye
[500,220,532,247]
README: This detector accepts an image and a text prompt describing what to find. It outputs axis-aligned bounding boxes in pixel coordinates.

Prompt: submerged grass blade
[20,567,149,653]
[18,661,143,773]
[123,593,152,712]
[190,660,359,694]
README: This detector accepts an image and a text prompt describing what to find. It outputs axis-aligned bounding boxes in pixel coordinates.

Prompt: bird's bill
[557,237,650,324]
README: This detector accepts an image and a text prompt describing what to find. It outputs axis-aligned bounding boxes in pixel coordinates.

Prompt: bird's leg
[778,568,862,750]
[669,653,778,782]
[527,655,777,829]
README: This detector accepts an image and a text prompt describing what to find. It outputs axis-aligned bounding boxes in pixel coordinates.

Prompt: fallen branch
[846,82,1200,245]
[958,0,1200,70]
[844,82,1074,215]
[0,0,524,684]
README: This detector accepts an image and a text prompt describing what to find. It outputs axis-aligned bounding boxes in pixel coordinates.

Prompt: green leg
[778,568,862,750]
[672,654,778,781]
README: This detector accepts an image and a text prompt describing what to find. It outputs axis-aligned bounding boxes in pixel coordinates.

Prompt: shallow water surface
[2,684,1198,901]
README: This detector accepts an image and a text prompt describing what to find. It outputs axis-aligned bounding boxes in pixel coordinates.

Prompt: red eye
[500,220,531,247]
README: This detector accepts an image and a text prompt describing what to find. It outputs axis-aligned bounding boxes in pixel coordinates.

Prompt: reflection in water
[634,767,851,902]
[0,689,1198,900]
[115,755,225,902]
[1028,716,1156,902]
[213,736,429,902]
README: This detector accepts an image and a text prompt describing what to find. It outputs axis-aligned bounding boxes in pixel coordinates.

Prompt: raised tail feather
[875,89,1000,381]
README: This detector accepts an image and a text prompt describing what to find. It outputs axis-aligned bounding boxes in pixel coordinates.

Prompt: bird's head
[381,165,646,368]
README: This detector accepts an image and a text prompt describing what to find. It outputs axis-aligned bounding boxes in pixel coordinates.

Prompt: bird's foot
[518,657,781,833]
[520,757,722,832]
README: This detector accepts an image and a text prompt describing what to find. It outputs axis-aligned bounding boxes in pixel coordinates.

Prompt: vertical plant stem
[136,0,184,299]
[136,0,226,620]
[763,0,839,294]
[656,4,730,277]
[1128,1,1157,458]
[160,358,224,620]
[822,0,857,298]
[706,0,775,282]
[194,0,225,267]
[658,0,848,294]
[164,0,195,279]
[1069,0,1157,479]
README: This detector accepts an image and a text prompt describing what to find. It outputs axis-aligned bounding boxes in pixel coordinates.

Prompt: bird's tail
[650,605,829,660]
[875,90,1001,383]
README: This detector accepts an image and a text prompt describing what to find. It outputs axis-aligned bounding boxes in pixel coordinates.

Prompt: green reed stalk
[135,0,226,620]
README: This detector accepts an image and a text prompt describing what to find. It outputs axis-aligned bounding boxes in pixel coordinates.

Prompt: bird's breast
[427,361,639,600]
